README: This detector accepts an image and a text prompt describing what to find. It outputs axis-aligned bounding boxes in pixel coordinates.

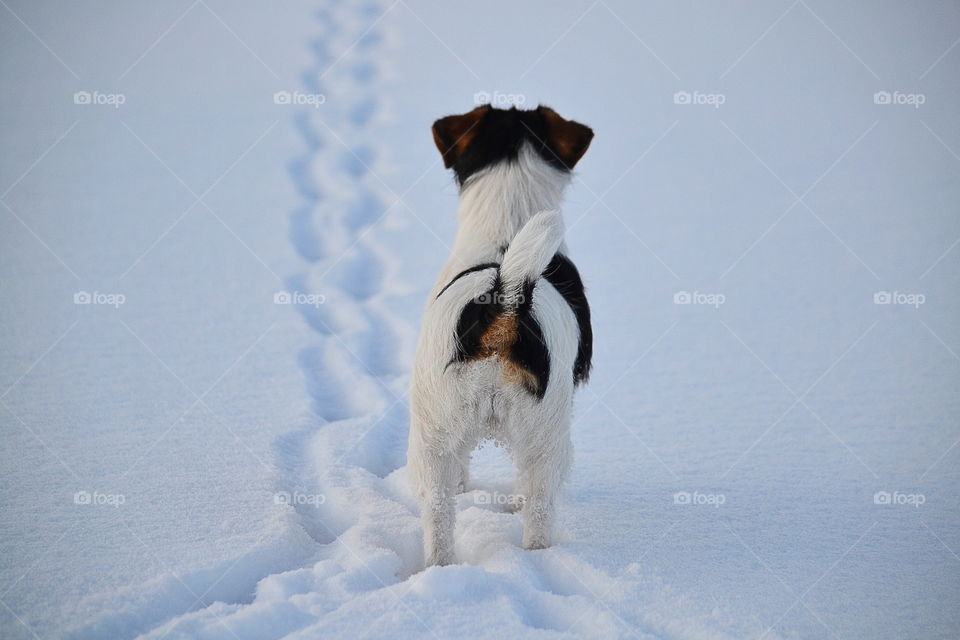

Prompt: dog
[408,104,594,566]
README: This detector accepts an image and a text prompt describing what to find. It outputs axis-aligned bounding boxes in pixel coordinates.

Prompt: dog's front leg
[419,449,460,566]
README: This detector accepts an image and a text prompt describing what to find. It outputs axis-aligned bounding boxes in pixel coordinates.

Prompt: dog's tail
[498,210,565,309]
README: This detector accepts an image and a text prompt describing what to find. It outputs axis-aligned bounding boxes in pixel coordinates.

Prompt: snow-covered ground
[2,1,959,638]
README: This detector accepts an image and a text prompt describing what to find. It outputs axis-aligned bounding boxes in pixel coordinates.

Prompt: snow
[1,0,959,638]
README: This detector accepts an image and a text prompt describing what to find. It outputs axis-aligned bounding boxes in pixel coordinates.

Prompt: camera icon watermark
[673,90,725,108]
[673,491,726,507]
[474,90,526,108]
[273,90,325,108]
[873,291,925,308]
[273,490,325,506]
[73,490,126,507]
[673,290,725,308]
[73,90,126,109]
[74,290,126,308]
[873,90,925,108]
[274,290,325,308]
[873,490,924,507]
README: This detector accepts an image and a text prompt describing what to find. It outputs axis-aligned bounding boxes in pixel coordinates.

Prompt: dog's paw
[522,532,550,550]
[504,497,524,513]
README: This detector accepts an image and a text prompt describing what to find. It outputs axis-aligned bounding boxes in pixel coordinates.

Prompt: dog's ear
[431,105,490,168]
[537,106,594,169]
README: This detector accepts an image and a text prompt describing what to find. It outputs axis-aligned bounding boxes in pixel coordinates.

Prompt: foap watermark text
[674,491,726,507]
[473,290,525,306]
[74,490,126,507]
[674,90,725,108]
[74,91,126,108]
[874,491,924,507]
[873,90,925,108]
[874,291,925,308]
[674,290,725,308]
[274,91,325,107]
[474,91,526,108]
[274,291,325,308]
[274,491,325,506]
[473,491,524,507]
[74,291,125,308]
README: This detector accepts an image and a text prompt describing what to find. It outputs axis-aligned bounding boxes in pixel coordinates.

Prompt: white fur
[408,144,582,566]
[499,210,565,307]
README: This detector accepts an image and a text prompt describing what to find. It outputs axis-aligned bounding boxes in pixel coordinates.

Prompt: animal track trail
[278,0,409,548]
[297,343,387,422]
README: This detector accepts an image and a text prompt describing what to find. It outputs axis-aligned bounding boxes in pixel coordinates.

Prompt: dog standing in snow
[408,105,594,566]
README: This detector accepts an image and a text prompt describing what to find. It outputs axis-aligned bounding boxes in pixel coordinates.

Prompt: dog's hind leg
[455,440,473,494]
[515,427,572,550]
[416,446,460,566]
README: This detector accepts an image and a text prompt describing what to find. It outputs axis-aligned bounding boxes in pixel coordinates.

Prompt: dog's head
[431,105,593,185]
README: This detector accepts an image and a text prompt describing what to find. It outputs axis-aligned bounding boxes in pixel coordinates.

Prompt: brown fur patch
[431,105,490,169]
[478,314,517,355]
[537,106,594,169]
[474,314,540,395]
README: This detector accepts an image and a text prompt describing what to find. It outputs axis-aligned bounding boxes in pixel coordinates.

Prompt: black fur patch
[451,274,503,364]
[511,279,550,399]
[436,262,499,299]
[450,108,571,185]
[543,253,592,384]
